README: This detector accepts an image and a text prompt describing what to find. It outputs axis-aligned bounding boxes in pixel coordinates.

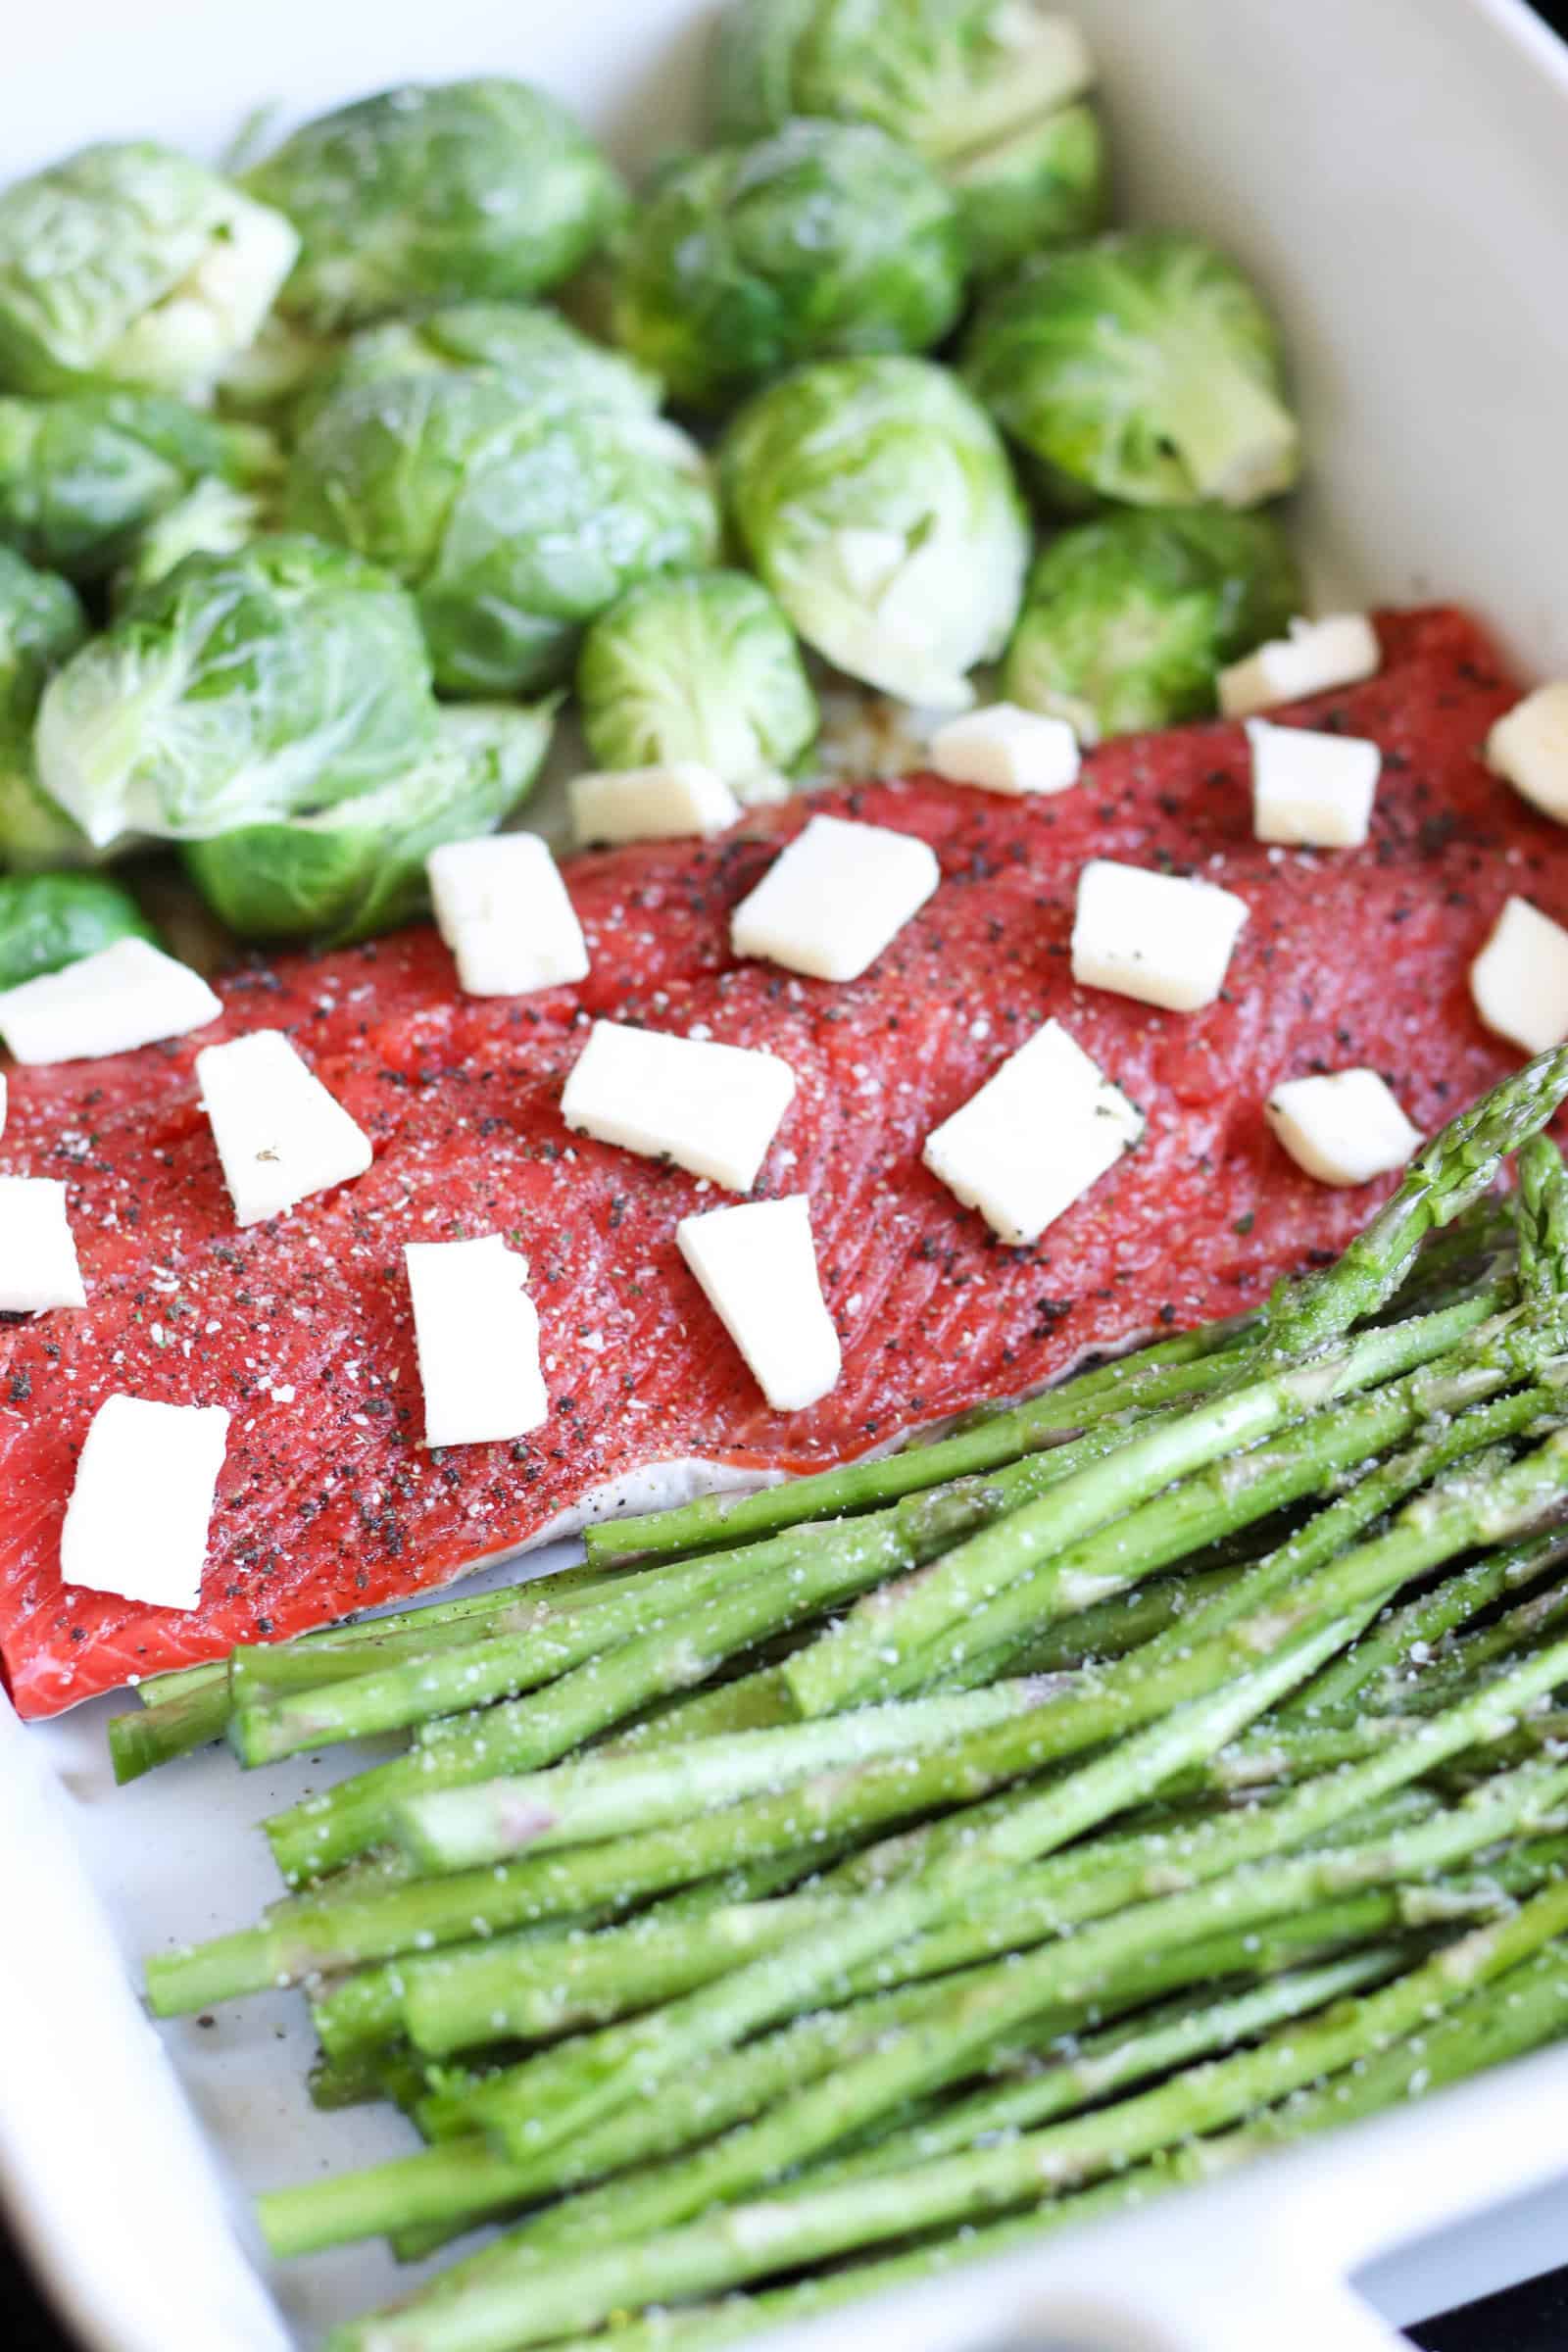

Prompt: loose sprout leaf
[0,870,156,992]
[113,476,266,606]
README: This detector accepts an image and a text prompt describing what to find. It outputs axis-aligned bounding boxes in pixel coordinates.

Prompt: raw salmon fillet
[0,607,1556,1716]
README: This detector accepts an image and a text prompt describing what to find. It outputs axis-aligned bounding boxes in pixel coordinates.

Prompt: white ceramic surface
[4,1,1568,2347]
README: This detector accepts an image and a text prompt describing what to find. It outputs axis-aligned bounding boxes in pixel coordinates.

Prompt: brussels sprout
[297,301,661,435]
[961,230,1302,512]
[247,79,626,332]
[288,374,719,696]
[0,142,299,398]
[1002,507,1304,743]
[184,701,555,943]
[578,569,817,784]
[0,871,156,990]
[0,545,94,868]
[0,390,269,582]
[35,534,439,850]
[721,354,1028,708]
[710,0,1094,163]
[113,477,267,604]
[950,100,1107,278]
[610,119,965,415]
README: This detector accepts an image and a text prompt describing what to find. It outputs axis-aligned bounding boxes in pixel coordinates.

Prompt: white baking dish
[4,0,1568,2345]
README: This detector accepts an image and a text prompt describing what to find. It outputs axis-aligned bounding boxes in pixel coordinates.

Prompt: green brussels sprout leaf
[949,99,1108,279]
[0,545,97,868]
[0,870,157,991]
[1003,506,1304,742]
[962,230,1302,511]
[611,119,965,415]
[0,142,298,397]
[114,477,267,605]
[296,301,661,437]
[578,568,817,783]
[184,700,556,944]
[711,0,1094,164]
[0,390,269,582]
[288,375,719,696]
[722,354,1029,708]
[35,533,439,849]
[248,79,626,332]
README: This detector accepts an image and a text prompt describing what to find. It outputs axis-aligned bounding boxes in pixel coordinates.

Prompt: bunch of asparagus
[126,1050,1568,2352]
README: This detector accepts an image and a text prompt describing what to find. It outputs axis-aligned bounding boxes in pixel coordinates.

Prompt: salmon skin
[0,608,1551,1717]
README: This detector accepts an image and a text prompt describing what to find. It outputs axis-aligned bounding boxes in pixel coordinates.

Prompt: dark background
[6,3,1568,2345]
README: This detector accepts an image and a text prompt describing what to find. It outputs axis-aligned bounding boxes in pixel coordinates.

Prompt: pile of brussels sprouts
[0,0,1310,967]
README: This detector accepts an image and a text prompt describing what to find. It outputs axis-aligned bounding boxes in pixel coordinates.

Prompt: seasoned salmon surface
[1,608,1553,1716]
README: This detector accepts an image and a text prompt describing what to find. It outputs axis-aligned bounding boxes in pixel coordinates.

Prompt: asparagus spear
[391,1679,1062,1876]
[453,1618,1568,2165]
[264,1848,416,1927]
[230,1538,810,1769]
[599,1411,1565,1886]
[1354,1576,1568,1727]
[330,1882,1568,2352]
[108,1678,235,1784]
[517,1937,1568,2352]
[382,1780,1433,2067]
[438,1617,1353,2162]
[267,1972,1020,2259]
[463,1751,1568,2228]
[398,1416,1543,1889]
[789,1950,1405,2191]
[270,1878,1428,2264]
[1201,1936,1568,2158]
[258,1428,1143,1875]
[884,1375,1554,1702]
[381,1787,1429,2066]
[228,1559,654,1707]
[781,1292,1505,1718]
[1283,1523,1568,1721]
[132,1658,228,1707]
[585,1313,1263,1569]
[111,1557,648,1783]
[1000,1560,1246,1672]
[1509,1132,1568,1307]
[152,1525,1568,2022]
[267,1805,1568,2268]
